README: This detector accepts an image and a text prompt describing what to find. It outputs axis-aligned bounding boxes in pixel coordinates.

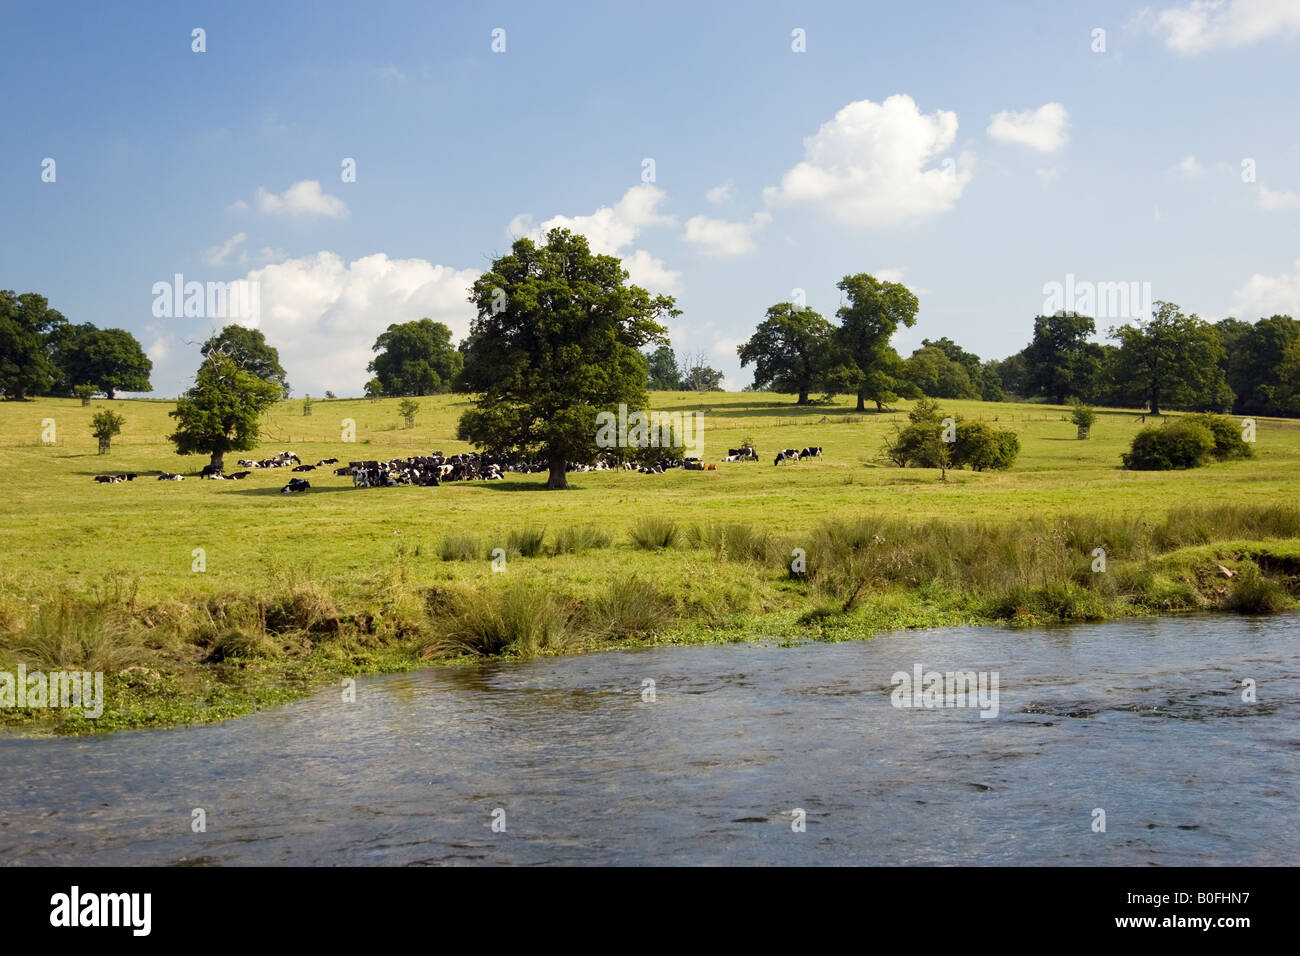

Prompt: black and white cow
[774,448,801,465]
[281,478,311,493]
[158,473,184,481]
[800,446,823,458]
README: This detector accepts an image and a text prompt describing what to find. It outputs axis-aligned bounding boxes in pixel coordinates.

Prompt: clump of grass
[507,526,547,558]
[421,579,575,658]
[687,523,776,563]
[439,532,483,562]
[583,574,677,640]
[1223,562,1290,614]
[551,524,613,555]
[3,600,149,672]
[629,516,679,550]
[262,581,342,635]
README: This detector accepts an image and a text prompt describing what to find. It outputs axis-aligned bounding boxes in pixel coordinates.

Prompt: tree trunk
[856,390,866,412]
[81,396,91,407]
[1149,394,1161,417]
[98,438,110,454]
[210,450,225,472]
[547,459,569,490]
[797,390,809,405]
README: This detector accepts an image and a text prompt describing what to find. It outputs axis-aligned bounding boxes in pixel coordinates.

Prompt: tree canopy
[1110,302,1233,415]
[50,324,151,398]
[835,273,918,410]
[737,303,843,404]
[0,290,66,400]
[646,344,683,390]
[168,354,282,471]
[201,325,290,398]
[367,318,463,395]
[457,228,676,489]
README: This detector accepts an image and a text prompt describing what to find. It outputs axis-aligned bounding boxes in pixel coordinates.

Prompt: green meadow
[2,391,1298,734]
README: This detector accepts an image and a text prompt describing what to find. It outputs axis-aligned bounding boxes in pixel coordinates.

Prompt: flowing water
[1,614,1296,865]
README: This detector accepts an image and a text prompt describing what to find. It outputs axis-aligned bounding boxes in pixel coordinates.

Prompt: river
[1,613,1295,865]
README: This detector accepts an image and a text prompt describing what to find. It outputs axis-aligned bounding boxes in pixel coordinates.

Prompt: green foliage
[424,579,575,657]
[738,302,846,404]
[1110,302,1234,414]
[1122,420,1216,470]
[0,290,65,400]
[201,325,290,398]
[167,354,282,467]
[1183,413,1253,461]
[458,228,676,488]
[1023,312,1103,404]
[73,383,97,405]
[1068,397,1097,430]
[90,409,125,442]
[835,274,919,410]
[902,344,980,399]
[397,398,420,428]
[646,344,683,390]
[367,318,463,396]
[952,420,1020,471]
[1223,562,1290,614]
[49,324,152,398]
[1216,314,1300,417]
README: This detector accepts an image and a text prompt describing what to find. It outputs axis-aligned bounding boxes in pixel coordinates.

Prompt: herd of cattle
[91,443,827,492]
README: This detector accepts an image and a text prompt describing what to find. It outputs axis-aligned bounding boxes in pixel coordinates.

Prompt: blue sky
[3,0,1299,396]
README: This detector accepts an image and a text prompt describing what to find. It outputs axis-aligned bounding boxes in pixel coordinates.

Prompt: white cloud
[510,184,674,254]
[508,185,681,292]
[682,212,771,257]
[1176,154,1205,176]
[1259,186,1300,210]
[987,103,1069,153]
[622,249,683,294]
[228,199,249,212]
[196,252,481,396]
[706,181,735,204]
[875,267,908,284]
[1231,258,1300,317]
[710,337,743,360]
[251,180,349,219]
[205,232,247,266]
[762,94,972,226]
[1140,0,1300,54]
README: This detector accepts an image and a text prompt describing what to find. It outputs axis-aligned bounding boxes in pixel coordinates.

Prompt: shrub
[90,409,125,454]
[952,421,1020,471]
[1068,398,1096,437]
[1183,413,1253,461]
[1122,420,1215,470]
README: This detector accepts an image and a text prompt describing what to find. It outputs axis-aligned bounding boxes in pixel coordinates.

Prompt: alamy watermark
[1042,273,1152,322]
[1,664,104,718]
[596,403,704,456]
[890,663,999,718]
[152,273,260,322]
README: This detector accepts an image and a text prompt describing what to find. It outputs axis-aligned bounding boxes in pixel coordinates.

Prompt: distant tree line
[1,290,152,400]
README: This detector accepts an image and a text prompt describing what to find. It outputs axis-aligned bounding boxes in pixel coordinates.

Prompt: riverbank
[4,505,1297,735]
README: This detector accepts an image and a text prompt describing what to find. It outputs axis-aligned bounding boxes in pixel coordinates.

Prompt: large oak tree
[835,273,919,410]
[737,303,843,405]
[1110,301,1233,415]
[457,228,676,489]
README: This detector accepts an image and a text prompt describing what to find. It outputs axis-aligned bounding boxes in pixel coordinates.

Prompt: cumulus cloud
[706,181,735,204]
[682,212,771,257]
[158,252,480,396]
[1258,186,1300,210]
[762,94,972,226]
[1230,258,1300,317]
[507,184,681,292]
[1139,0,1300,54]
[987,103,1069,153]
[1176,155,1205,176]
[250,180,349,218]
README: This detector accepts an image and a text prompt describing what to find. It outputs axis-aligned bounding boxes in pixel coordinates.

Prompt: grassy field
[2,391,1298,734]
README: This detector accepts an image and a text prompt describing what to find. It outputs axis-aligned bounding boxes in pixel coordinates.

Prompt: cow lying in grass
[281,478,310,494]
